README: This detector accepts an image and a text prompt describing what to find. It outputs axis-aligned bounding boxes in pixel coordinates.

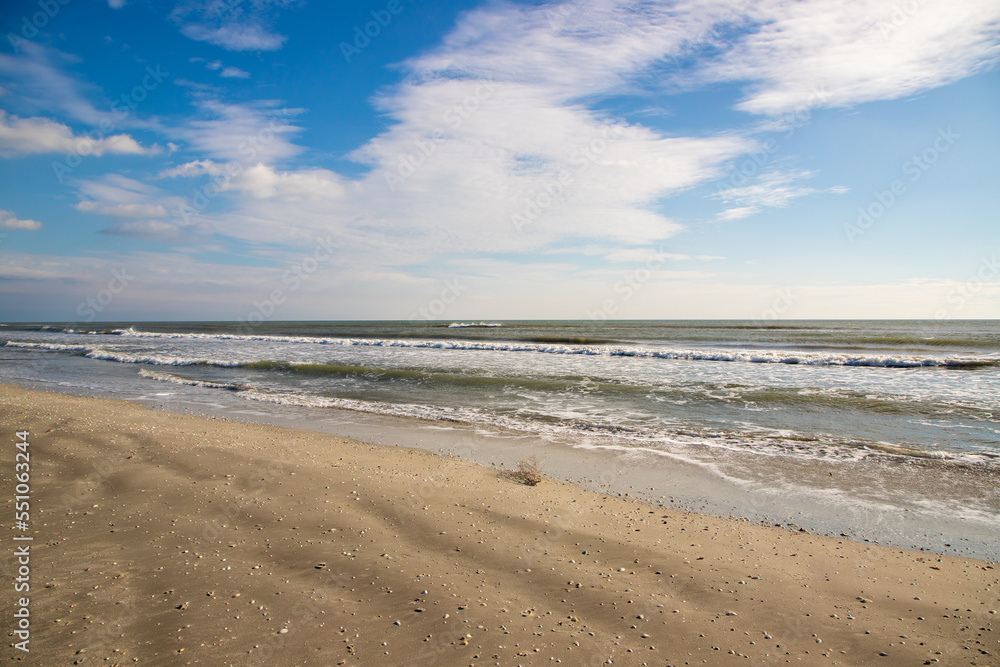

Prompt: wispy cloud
[5,0,994,321]
[0,42,170,141]
[0,43,107,126]
[73,174,199,240]
[220,66,250,79]
[99,220,182,238]
[405,0,734,101]
[410,0,1000,116]
[714,170,847,220]
[145,0,998,266]
[76,201,169,218]
[172,98,303,163]
[189,57,251,79]
[700,0,1000,114]
[171,0,292,52]
[605,249,724,263]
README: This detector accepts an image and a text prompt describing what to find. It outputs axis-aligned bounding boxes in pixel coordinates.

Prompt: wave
[105,330,1000,369]
[137,368,245,391]
[4,342,90,352]
[4,341,246,367]
[130,368,998,467]
[447,322,502,328]
[9,333,999,370]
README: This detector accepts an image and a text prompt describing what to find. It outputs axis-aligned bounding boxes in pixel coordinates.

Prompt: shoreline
[2,383,997,665]
[5,372,997,562]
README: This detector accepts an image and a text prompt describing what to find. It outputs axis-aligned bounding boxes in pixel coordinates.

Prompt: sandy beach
[2,383,997,666]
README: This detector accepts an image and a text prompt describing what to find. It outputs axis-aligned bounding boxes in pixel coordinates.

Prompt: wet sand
[2,384,997,665]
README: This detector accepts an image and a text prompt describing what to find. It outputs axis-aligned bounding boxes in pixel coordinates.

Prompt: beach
[3,383,996,665]
[3,321,999,560]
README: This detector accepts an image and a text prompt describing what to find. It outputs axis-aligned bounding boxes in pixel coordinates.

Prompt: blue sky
[0,0,998,322]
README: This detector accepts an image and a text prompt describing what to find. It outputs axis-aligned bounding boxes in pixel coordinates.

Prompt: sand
[1,383,997,666]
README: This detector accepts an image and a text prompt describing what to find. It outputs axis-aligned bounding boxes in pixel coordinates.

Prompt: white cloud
[220,66,251,79]
[180,24,287,51]
[225,164,347,200]
[0,111,157,157]
[56,0,993,299]
[717,206,759,220]
[172,1,291,52]
[157,159,225,178]
[0,210,42,230]
[189,57,251,79]
[108,0,126,8]
[325,75,752,254]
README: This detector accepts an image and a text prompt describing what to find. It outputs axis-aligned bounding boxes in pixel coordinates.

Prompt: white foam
[5,341,89,352]
[137,368,243,391]
[5,340,255,367]
[103,329,997,369]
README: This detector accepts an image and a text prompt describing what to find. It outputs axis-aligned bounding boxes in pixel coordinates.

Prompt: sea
[2,319,998,560]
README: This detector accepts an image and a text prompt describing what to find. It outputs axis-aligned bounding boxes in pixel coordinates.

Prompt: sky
[0,0,998,322]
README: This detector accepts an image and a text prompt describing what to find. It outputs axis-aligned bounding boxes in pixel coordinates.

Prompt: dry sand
[2,383,997,666]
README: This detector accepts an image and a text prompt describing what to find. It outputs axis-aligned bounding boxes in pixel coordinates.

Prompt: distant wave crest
[8,333,999,369]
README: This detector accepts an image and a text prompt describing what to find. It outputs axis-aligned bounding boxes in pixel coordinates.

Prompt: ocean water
[2,320,998,558]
